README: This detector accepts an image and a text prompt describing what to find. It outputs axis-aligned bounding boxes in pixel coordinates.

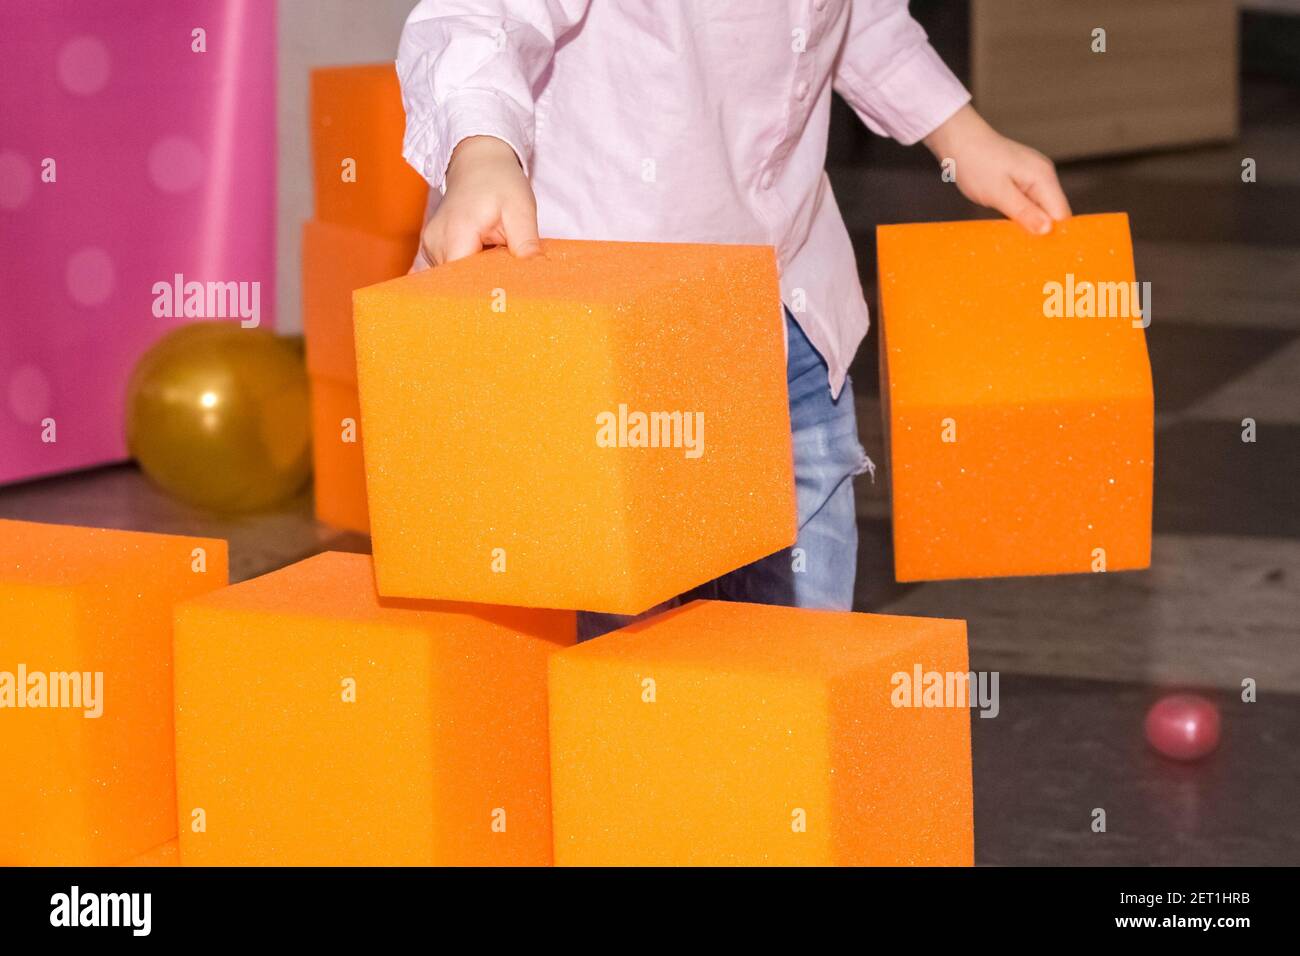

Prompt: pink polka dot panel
[65,246,116,307]
[148,136,206,194]
[56,35,112,96]
[7,365,52,425]
[0,150,35,210]
[0,1,276,484]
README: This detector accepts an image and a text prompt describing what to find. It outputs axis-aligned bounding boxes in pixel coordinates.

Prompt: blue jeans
[578,310,872,640]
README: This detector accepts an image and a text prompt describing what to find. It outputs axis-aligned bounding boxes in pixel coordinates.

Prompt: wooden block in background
[971,0,1238,160]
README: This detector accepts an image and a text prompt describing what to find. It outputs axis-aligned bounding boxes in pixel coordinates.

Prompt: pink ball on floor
[1144,694,1221,761]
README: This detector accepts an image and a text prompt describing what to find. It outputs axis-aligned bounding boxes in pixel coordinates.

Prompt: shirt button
[760,170,775,190]
[795,80,810,100]
[814,0,827,10]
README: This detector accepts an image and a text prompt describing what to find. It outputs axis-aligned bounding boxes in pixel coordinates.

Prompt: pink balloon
[1144,694,1221,761]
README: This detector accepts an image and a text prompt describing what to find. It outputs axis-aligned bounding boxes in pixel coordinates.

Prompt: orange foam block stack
[302,220,417,385]
[309,64,427,237]
[173,551,575,865]
[305,64,428,532]
[353,239,796,614]
[302,221,417,532]
[308,375,370,533]
[548,600,973,866]
[876,212,1153,581]
[0,520,228,865]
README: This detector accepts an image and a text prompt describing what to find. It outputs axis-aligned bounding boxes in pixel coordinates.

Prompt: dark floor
[4,79,1298,866]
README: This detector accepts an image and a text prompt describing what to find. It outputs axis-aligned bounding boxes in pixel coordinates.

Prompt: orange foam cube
[173,551,575,866]
[548,600,973,866]
[116,839,179,867]
[0,520,228,865]
[353,239,795,614]
[309,376,369,533]
[876,213,1153,581]
[302,218,417,384]
[310,64,428,237]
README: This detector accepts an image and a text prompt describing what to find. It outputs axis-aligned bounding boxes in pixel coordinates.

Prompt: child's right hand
[417,135,541,268]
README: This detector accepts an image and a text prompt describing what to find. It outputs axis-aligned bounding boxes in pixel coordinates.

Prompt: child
[395,0,1070,637]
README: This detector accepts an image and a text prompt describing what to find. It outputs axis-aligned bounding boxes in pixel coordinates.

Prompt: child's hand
[923,105,1071,235]
[417,135,541,267]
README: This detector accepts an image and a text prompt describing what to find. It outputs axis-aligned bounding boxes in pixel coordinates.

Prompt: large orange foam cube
[353,239,795,614]
[0,520,227,865]
[302,218,417,384]
[877,213,1153,581]
[116,839,179,867]
[173,551,575,866]
[548,600,973,866]
[310,64,428,237]
[309,376,369,533]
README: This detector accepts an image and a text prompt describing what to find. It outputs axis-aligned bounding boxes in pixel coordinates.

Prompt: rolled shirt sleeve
[396,0,591,190]
[831,0,971,146]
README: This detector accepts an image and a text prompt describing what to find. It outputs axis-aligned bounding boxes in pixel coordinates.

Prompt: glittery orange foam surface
[353,239,797,614]
[877,213,1153,582]
[172,551,575,865]
[548,599,973,866]
[0,519,228,865]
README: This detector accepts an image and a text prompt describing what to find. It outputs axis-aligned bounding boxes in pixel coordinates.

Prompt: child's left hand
[923,104,1071,235]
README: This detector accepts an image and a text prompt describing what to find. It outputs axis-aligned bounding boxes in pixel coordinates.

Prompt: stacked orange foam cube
[172,551,575,865]
[310,65,428,238]
[548,600,973,865]
[876,213,1153,581]
[353,239,796,614]
[116,839,179,867]
[0,520,227,865]
[306,374,370,533]
[304,65,428,532]
[302,220,416,532]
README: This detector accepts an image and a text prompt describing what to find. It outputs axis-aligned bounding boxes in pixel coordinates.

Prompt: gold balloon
[125,322,312,512]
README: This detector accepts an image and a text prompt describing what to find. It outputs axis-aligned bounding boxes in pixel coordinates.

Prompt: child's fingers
[992,179,1053,236]
[441,224,485,263]
[409,239,434,274]
[1017,159,1072,221]
[502,200,542,258]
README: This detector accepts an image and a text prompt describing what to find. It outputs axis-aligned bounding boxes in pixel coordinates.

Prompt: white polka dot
[0,150,34,210]
[57,35,111,95]
[65,247,115,306]
[148,136,205,193]
[8,365,51,424]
